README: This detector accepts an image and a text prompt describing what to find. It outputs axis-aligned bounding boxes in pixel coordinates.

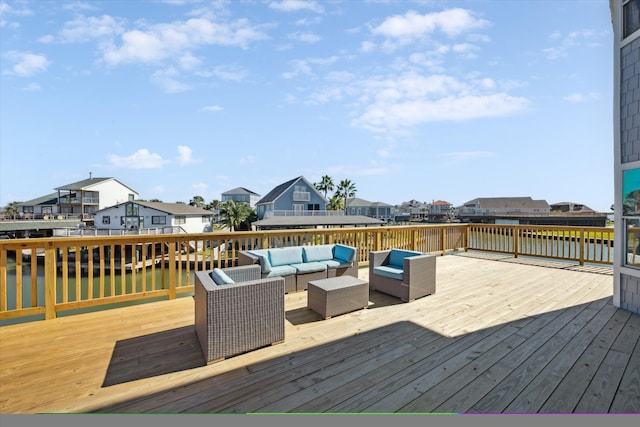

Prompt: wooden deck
[1,253,638,414]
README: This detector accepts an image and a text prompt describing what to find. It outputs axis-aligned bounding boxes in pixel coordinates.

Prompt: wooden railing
[0,224,613,323]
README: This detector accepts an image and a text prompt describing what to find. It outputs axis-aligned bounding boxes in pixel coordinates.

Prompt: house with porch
[93,200,213,234]
[346,197,394,222]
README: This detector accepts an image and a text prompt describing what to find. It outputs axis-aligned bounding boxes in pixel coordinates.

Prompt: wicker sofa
[237,244,358,293]
[194,264,285,363]
[369,249,436,302]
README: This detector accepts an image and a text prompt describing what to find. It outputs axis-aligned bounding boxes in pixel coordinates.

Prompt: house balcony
[264,210,346,218]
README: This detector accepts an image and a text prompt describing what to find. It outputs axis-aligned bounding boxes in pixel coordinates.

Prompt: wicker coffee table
[307,275,369,319]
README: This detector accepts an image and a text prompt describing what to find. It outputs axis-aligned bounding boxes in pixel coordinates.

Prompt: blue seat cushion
[333,244,356,263]
[210,268,235,285]
[291,262,327,274]
[265,265,297,278]
[302,245,334,262]
[319,259,352,269]
[268,247,303,267]
[389,249,423,267]
[373,265,404,281]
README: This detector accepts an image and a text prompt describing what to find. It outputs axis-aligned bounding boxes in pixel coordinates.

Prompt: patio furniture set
[194,246,436,364]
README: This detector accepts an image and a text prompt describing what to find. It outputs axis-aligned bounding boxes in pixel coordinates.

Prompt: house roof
[222,187,260,196]
[55,177,138,194]
[18,193,59,206]
[252,215,385,229]
[96,201,212,216]
[431,200,452,206]
[346,197,393,208]
[466,197,549,210]
[256,176,326,205]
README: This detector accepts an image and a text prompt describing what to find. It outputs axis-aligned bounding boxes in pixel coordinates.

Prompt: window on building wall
[126,203,139,216]
[102,216,110,224]
[624,0,640,38]
[175,216,186,225]
[152,216,166,225]
[307,204,319,211]
[623,167,640,267]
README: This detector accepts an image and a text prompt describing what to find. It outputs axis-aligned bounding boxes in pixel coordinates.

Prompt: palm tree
[336,179,357,214]
[315,175,334,200]
[3,201,20,219]
[327,195,344,211]
[220,200,253,231]
[189,195,205,208]
[207,199,222,224]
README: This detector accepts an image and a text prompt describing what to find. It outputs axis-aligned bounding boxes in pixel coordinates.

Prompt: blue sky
[0,0,613,212]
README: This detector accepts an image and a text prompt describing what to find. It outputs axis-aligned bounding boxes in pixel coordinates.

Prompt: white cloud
[4,51,51,76]
[240,155,257,164]
[564,92,602,103]
[543,29,610,60]
[372,8,489,42]
[22,82,41,91]
[269,0,324,13]
[0,2,32,27]
[196,64,249,81]
[288,31,321,43]
[177,145,199,166]
[201,105,223,112]
[348,73,528,133]
[107,149,168,169]
[58,15,125,43]
[151,67,191,93]
[102,17,267,66]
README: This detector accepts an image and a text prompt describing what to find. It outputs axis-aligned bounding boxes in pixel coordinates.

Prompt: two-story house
[221,187,261,208]
[427,200,455,222]
[255,176,327,220]
[16,176,138,226]
[93,200,213,234]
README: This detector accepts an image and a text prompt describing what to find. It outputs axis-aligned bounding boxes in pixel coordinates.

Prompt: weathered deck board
[1,253,638,414]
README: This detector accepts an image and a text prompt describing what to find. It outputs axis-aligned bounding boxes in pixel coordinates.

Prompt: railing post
[579,228,585,266]
[441,227,446,256]
[44,243,56,320]
[168,241,177,299]
[514,227,519,259]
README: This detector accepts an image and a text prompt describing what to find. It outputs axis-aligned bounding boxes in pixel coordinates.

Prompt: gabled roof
[467,197,549,210]
[346,197,392,208]
[55,177,138,194]
[222,187,260,196]
[431,200,452,206]
[96,201,211,216]
[256,176,326,205]
[18,193,59,206]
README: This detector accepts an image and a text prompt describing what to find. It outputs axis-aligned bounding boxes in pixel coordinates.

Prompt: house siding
[620,273,640,314]
[621,37,640,163]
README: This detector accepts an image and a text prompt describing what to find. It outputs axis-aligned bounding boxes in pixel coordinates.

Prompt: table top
[308,275,368,291]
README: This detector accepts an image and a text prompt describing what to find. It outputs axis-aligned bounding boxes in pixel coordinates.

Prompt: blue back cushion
[269,247,303,267]
[210,268,234,285]
[389,249,423,267]
[249,249,272,273]
[333,244,356,263]
[303,245,334,262]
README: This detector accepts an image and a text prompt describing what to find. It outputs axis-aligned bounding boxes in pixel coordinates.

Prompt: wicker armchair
[369,249,436,302]
[194,264,285,363]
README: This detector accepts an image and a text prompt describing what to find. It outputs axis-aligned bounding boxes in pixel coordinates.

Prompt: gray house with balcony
[346,197,394,222]
[255,176,327,220]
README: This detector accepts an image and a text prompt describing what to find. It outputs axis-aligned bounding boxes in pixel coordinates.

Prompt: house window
[202,215,210,223]
[307,204,320,211]
[152,216,166,225]
[624,0,640,38]
[126,203,139,216]
[175,216,186,225]
[102,216,110,225]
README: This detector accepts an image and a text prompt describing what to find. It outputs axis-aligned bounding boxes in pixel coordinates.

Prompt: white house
[17,176,138,224]
[93,200,213,234]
